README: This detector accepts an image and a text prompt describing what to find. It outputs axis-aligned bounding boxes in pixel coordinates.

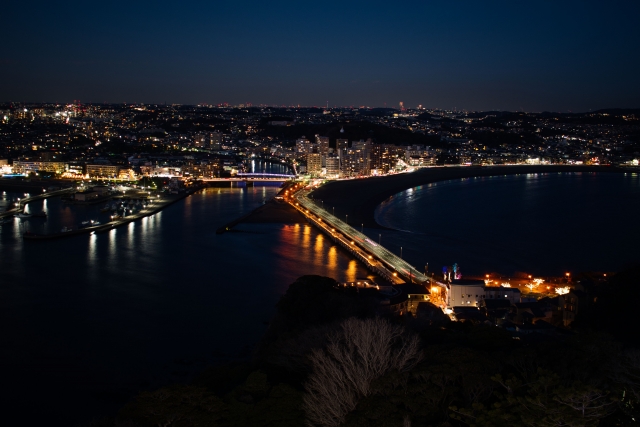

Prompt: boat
[61,226,73,232]
[31,211,47,218]
[15,212,32,218]
[100,204,111,213]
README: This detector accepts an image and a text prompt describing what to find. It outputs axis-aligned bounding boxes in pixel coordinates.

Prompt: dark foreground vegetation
[89,266,640,427]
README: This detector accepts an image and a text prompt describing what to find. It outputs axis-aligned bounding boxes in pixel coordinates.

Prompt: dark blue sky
[2,0,639,111]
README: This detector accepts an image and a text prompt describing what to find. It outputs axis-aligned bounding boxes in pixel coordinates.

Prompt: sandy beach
[309,165,627,228]
[238,200,306,224]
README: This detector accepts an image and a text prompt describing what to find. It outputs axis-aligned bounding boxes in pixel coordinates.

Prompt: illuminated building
[307,150,322,177]
[448,279,485,308]
[325,153,339,178]
[315,135,330,155]
[86,164,120,178]
[12,161,68,175]
[295,136,311,160]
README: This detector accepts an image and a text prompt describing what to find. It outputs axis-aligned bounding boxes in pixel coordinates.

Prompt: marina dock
[17,187,203,240]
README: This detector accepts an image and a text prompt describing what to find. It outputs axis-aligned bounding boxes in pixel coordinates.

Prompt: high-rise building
[307,150,323,177]
[336,139,349,176]
[325,153,339,178]
[340,146,368,177]
[371,143,384,174]
[352,139,372,175]
[296,136,311,160]
[315,135,330,166]
[316,135,329,154]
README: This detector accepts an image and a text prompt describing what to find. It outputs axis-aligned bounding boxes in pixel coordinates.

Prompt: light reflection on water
[374,172,640,276]
[87,233,98,281]
[0,183,368,427]
[347,260,359,279]
[127,221,135,248]
[107,228,117,269]
[327,246,337,270]
[315,233,324,254]
[273,223,368,283]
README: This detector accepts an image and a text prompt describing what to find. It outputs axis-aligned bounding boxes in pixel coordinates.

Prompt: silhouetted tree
[303,317,422,427]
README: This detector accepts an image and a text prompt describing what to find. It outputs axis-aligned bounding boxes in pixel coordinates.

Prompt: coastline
[216,199,305,233]
[20,188,202,240]
[6,166,634,233]
[309,165,632,229]
[236,200,305,224]
[0,178,73,194]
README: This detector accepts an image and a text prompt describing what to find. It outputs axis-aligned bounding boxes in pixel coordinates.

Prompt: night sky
[2,0,639,111]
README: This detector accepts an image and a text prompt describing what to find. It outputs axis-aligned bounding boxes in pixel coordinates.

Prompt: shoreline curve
[309,165,635,229]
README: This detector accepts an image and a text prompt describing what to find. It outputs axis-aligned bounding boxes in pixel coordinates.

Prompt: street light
[332,207,335,216]
[400,246,403,259]
[378,233,381,245]
[361,223,363,233]
[345,214,348,224]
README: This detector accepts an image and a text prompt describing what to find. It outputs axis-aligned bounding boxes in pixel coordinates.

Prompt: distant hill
[258,120,442,147]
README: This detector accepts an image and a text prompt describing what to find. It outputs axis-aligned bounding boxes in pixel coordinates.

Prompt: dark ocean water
[3,169,638,425]
[373,171,640,277]
[0,162,369,426]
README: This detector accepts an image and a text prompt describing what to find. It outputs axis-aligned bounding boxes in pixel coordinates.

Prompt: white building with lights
[448,279,486,307]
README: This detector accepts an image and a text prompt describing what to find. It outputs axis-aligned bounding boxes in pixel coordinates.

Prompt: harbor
[1,184,204,240]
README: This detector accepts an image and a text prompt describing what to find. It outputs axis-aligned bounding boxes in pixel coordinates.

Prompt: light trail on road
[291,187,447,288]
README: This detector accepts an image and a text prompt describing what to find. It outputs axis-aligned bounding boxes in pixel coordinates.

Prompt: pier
[0,187,75,219]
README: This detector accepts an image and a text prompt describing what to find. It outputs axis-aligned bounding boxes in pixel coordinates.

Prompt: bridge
[200,173,295,182]
[289,186,448,293]
[236,172,296,178]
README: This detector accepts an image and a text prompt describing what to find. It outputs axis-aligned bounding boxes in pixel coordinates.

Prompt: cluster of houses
[447,279,587,333]
[344,277,588,336]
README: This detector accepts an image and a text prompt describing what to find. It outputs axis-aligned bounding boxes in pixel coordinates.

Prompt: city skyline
[1,1,639,112]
